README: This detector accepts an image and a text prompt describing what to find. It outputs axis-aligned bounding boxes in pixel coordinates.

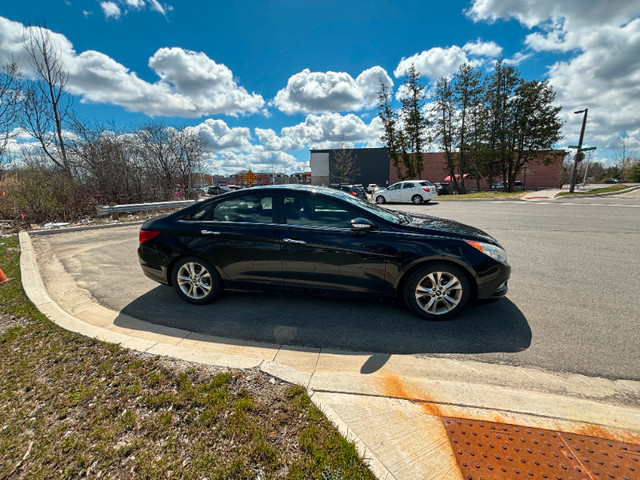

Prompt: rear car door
[195,192,282,287]
[279,192,391,293]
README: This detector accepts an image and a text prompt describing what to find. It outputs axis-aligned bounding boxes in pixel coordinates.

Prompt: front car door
[279,192,392,293]
[386,182,403,202]
[401,181,418,202]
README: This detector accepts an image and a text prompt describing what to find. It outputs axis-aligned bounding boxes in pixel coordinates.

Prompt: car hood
[404,213,500,245]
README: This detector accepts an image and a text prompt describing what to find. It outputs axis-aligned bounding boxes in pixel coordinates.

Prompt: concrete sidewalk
[18,231,640,479]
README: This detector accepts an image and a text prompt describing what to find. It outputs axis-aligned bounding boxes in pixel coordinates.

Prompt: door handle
[283,238,306,244]
[201,230,221,235]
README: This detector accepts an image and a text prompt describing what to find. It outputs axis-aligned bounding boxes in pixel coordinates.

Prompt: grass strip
[0,235,375,480]
[556,185,630,196]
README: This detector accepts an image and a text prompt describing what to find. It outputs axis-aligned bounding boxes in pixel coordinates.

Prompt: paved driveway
[31,190,640,381]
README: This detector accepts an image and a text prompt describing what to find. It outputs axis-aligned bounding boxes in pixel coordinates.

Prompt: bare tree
[330,144,359,184]
[167,127,207,198]
[135,122,208,200]
[612,137,638,180]
[69,120,149,204]
[19,22,74,176]
[0,61,21,172]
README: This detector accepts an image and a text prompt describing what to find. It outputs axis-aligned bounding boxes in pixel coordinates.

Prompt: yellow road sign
[245,170,256,186]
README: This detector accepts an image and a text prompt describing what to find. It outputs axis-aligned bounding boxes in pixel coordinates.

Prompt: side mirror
[350,217,376,232]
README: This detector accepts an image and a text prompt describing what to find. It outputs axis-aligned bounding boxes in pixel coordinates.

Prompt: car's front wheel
[411,195,423,204]
[375,195,386,204]
[403,263,470,320]
[172,257,223,305]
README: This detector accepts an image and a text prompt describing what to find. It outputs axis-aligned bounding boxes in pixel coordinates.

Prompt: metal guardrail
[96,200,196,216]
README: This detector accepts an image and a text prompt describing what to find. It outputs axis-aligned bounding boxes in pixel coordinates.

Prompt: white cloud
[274,67,393,115]
[207,150,303,176]
[466,0,640,151]
[125,0,145,8]
[394,46,471,79]
[188,119,253,151]
[100,2,121,19]
[463,39,503,57]
[97,0,171,20]
[258,113,383,151]
[0,18,264,117]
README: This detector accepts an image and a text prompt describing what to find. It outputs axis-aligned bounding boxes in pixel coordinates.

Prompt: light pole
[569,109,588,193]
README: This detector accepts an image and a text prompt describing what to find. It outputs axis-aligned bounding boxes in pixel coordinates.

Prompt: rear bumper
[138,244,170,285]
[140,262,169,285]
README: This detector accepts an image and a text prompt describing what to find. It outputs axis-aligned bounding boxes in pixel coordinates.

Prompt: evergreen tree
[452,64,483,193]
[399,64,429,179]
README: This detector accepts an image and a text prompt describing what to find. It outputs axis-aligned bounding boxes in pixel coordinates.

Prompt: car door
[279,192,391,293]
[401,182,417,202]
[194,192,283,287]
[386,182,403,202]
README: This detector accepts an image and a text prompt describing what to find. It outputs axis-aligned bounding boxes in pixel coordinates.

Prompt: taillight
[422,187,431,192]
[139,230,160,243]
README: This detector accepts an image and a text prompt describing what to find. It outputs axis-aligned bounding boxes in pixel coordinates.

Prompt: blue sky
[2,1,639,175]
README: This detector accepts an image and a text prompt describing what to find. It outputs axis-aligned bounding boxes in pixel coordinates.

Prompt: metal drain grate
[442,417,640,480]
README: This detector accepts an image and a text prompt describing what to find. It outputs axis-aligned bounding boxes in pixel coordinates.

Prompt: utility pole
[570,109,588,193]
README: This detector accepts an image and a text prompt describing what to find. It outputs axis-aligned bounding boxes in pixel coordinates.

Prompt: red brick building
[389,150,566,190]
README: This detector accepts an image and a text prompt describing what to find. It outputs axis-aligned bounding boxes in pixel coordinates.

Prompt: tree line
[0,24,207,223]
[378,61,565,193]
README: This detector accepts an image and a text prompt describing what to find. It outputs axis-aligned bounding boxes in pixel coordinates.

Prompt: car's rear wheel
[172,257,223,305]
[403,263,470,320]
[411,195,423,205]
[375,195,386,204]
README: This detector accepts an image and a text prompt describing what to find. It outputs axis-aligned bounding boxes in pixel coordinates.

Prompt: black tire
[403,262,470,320]
[172,256,223,305]
[375,195,386,204]
[411,195,423,205]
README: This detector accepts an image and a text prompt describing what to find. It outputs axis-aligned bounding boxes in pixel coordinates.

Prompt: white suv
[374,180,437,204]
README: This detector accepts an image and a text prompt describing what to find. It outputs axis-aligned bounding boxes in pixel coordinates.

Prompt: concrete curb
[18,230,640,479]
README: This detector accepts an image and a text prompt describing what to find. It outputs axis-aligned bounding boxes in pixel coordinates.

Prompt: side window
[283,195,356,229]
[178,204,214,222]
[210,194,273,223]
[402,183,415,189]
[388,183,402,191]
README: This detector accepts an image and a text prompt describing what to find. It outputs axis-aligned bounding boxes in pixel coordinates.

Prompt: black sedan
[138,185,510,320]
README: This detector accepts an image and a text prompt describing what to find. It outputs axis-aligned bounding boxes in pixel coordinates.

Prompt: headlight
[465,240,508,265]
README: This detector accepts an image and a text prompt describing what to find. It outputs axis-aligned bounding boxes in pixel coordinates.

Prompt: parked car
[138,185,510,320]
[604,178,621,184]
[207,185,230,195]
[434,182,450,195]
[330,184,367,200]
[492,181,525,191]
[373,180,437,204]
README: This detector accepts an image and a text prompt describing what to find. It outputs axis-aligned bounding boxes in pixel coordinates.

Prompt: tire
[375,195,386,204]
[411,195,423,205]
[403,262,470,320]
[172,256,223,305]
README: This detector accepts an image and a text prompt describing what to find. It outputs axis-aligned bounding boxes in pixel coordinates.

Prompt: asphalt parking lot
[30,189,640,382]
